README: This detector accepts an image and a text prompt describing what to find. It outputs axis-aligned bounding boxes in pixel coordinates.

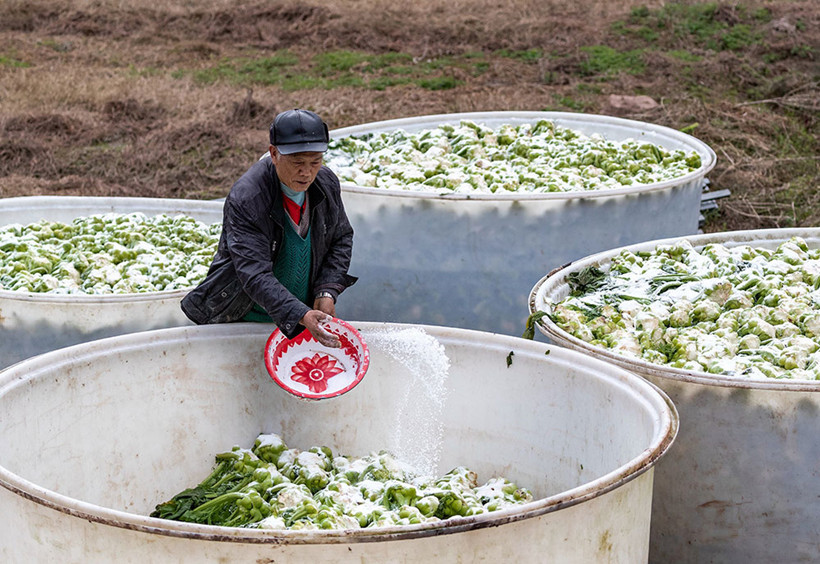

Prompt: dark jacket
[181,157,356,338]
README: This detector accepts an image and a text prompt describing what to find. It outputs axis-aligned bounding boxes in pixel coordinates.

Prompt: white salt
[360,326,451,478]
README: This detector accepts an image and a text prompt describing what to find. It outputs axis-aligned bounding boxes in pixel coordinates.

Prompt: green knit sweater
[243,223,311,323]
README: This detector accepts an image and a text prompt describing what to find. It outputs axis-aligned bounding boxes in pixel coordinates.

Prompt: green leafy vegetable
[567,265,608,294]
[522,311,550,340]
[151,433,534,530]
[540,237,820,380]
[325,119,703,194]
[0,212,220,294]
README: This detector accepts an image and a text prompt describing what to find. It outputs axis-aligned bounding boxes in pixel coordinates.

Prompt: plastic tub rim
[0,286,193,303]
[328,110,717,201]
[0,322,677,544]
[0,195,223,213]
[528,227,820,392]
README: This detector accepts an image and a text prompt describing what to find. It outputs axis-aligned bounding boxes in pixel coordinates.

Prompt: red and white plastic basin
[264,318,370,400]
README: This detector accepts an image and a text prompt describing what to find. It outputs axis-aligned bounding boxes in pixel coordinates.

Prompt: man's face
[270,147,324,192]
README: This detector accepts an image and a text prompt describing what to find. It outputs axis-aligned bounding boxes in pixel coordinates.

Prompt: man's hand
[313,296,336,317]
[300,309,341,348]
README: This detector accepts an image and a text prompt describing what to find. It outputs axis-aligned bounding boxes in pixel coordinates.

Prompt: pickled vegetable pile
[151,433,533,530]
[543,237,820,380]
[0,212,220,294]
[325,119,703,194]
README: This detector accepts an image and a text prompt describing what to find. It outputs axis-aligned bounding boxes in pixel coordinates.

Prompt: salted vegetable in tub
[151,433,533,530]
[0,212,220,294]
[325,119,702,194]
[541,237,820,380]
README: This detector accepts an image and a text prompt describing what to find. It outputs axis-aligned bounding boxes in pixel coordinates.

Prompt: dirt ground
[0,0,817,231]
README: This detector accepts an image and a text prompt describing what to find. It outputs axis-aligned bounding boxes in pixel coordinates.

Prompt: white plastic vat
[329,111,716,336]
[0,195,223,369]
[0,322,677,563]
[529,228,820,563]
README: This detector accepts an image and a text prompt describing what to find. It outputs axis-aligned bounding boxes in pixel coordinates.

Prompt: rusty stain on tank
[599,529,613,553]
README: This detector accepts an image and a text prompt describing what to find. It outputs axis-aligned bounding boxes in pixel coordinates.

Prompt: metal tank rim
[0,322,678,545]
[529,227,820,392]
[328,110,717,201]
[0,195,223,304]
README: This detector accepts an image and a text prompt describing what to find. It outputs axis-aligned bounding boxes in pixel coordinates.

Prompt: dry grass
[0,0,817,229]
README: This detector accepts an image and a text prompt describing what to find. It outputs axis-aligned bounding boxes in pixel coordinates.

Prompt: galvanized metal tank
[0,322,677,563]
[529,228,820,563]
[329,111,716,337]
[0,196,223,369]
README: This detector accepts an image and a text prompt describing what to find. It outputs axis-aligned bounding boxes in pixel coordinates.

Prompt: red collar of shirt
[282,195,306,224]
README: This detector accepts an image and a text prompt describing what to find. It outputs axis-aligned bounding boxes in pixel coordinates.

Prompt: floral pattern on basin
[291,353,345,394]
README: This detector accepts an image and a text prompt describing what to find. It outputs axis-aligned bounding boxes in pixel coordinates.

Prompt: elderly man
[182,109,356,347]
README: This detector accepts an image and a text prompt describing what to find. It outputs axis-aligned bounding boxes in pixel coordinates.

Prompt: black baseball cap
[270,109,329,154]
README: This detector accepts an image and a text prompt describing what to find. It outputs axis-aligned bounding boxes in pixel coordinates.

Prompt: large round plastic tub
[329,111,716,337]
[0,322,676,563]
[528,228,820,563]
[0,195,223,370]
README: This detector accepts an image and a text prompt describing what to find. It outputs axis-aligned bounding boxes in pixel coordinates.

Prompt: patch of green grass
[579,45,646,77]
[418,76,460,90]
[312,50,413,76]
[278,71,368,91]
[630,6,651,19]
[313,50,369,75]
[494,48,543,63]
[551,94,588,111]
[279,73,329,91]
[333,74,369,88]
[241,51,300,69]
[370,52,415,69]
[183,49,476,92]
[674,3,723,40]
[192,64,231,85]
[368,76,413,91]
[382,65,417,76]
[753,8,772,23]
[0,53,30,68]
[192,51,300,86]
[417,56,455,71]
[612,18,658,42]
[635,26,659,42]
[576,83,602,94]
[314,52,465,90]
[790,45,815,59]
[236,52,301,83]
[683,82,713,101]
[717,24,757,51]
[613,2,767,52]
[471,61,490,75]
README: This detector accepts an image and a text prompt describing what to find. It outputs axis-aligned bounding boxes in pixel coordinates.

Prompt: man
[181,109,356,348]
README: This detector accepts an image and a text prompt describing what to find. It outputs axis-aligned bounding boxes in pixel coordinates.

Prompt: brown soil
[0,0,817,230]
